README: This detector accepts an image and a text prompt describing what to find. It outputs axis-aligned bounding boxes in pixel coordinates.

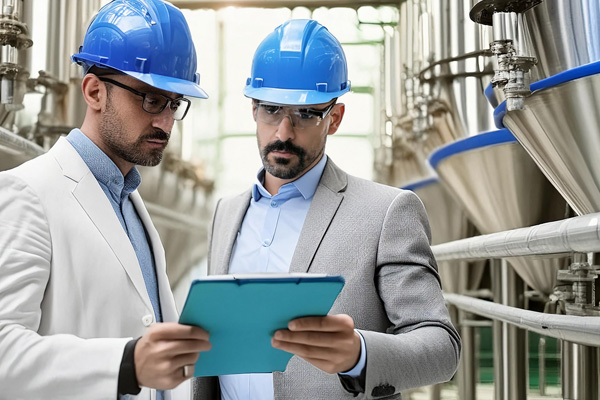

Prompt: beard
[99,100,169,167]
[260,139,323,180]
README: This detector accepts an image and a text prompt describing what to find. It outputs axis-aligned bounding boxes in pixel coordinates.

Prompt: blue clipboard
[178,274,345,377]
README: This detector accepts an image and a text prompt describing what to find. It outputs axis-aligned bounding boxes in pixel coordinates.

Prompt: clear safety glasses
[99,77,191,121]
[254,100,336,129]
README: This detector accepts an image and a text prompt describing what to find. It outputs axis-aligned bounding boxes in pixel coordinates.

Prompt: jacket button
[371,384,395,397]
[142,314,154,327]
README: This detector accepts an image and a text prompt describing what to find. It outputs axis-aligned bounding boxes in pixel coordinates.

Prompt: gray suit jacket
[194,159,460,400]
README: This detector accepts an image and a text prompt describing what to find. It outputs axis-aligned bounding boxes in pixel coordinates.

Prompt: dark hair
[86,65,124,78]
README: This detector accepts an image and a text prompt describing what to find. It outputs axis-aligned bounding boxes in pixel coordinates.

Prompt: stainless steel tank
[429,129,569,296]
[498,62,600,216]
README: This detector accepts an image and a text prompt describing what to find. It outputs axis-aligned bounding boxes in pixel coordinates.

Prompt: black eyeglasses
[98,77,191,121]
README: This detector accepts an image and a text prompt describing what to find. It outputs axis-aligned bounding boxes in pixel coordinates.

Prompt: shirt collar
[252,155,328,201]
[66,129,141,200]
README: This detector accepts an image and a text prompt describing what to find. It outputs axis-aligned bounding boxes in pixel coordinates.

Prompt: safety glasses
[254,100,336,129]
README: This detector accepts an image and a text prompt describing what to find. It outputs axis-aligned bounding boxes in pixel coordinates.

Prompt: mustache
[263,140,305,157]
[140,129,170,142]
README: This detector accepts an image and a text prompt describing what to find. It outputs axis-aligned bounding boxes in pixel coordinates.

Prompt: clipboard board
[178,274,345,377]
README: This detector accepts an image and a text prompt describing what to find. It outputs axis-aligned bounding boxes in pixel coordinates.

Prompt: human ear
[81,74,105,111]
[327,103,345,135]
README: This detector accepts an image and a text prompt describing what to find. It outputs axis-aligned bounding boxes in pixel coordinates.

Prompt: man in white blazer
[193,20,460,400]
[0,1,211,399]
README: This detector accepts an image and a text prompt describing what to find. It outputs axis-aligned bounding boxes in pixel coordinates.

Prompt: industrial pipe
[444,293,600,347]
[432,213,600,261]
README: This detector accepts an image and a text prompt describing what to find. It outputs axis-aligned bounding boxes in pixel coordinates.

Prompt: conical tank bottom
[430,131,568,296]
[502,68,600,216]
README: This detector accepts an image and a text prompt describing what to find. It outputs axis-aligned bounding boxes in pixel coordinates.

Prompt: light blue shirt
[66,129,163,322]
[219,155,366,400]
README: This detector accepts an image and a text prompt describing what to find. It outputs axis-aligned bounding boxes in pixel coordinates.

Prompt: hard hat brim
[244,86,350,106]
[126,71,209,99]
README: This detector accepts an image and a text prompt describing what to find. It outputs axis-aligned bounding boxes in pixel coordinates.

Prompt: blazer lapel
[289,159,347,273]
[52,138,153,311]
[130,191,178,321]
[211,191,252,275]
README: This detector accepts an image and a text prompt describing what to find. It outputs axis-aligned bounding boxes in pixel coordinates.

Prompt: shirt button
[270,201,278,207]
[262,239,271,247]
[142,314,154,327]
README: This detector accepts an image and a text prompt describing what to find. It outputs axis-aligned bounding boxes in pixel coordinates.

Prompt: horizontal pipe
[0,126,44,157]
[444,293,600,347]
[418,49,493,81]
[432,213,600,261]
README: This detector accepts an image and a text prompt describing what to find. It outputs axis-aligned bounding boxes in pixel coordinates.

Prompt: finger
[158,337,212,357]
[148,322,210,341]
[172,351,202,370]
[288,314,354,332]
[271,339,337,362]
[273,330,349,347]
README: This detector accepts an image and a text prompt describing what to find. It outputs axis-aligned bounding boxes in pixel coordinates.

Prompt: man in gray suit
[194,19,460,400]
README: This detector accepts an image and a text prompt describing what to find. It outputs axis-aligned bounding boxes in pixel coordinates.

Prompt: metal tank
[480,0,600,109]
[498,63,600,216]
[378,0,496,188]
[429,129,569,297]
[0,0,38,169]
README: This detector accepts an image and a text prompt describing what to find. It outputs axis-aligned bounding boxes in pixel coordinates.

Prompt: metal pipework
[554,261,600,317]
[444,293,600,347]
[0,0,31,106]
[431,212,600,262]
[490,12,536,111]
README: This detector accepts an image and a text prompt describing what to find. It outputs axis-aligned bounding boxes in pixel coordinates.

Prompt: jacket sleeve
[0,173,130,400]
[359,190,461,398]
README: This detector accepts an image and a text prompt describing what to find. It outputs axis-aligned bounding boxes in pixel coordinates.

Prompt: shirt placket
[258,197,281,272]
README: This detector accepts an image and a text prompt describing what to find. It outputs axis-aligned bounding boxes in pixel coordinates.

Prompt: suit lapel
[131,191,178,321]
[212,191,252,275]
[52,138,153,311]
[289,159,347,273]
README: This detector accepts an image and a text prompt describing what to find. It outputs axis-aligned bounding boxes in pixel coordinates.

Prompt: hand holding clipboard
[178,274,345,377]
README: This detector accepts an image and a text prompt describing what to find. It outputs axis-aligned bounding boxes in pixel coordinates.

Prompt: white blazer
[0,137,189,400]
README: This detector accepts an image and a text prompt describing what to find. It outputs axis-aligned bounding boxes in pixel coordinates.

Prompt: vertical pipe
[504,259,527,400]
[491,259,505,400]
[561,342,599,399]
[538,337,546,396]
[457,309,476,400]
[492,259,527,400]
[19,0,33,73]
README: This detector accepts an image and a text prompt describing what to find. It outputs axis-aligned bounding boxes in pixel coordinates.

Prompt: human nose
[152,106,175,132]
[275,114,296,142]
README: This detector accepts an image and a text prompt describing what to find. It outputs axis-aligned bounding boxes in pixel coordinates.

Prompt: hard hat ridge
[72,0,208,98]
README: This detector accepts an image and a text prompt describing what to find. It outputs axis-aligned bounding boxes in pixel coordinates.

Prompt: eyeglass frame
[98,77,191,121]
[253,100,337,129]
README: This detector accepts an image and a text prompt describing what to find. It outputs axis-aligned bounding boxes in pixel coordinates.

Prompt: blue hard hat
[244,19,351,105]
[72,0,208,98]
